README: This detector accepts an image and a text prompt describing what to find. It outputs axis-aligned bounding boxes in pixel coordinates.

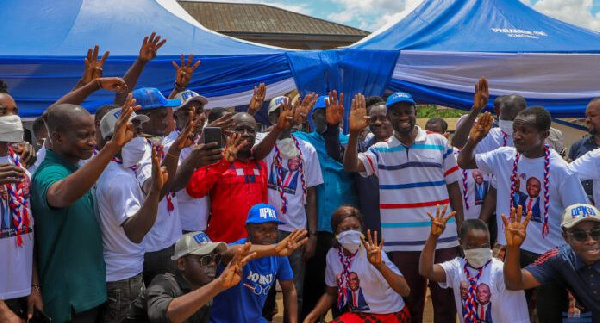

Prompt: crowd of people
[0,33,599,323]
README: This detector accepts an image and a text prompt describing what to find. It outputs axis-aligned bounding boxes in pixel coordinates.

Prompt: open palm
[502,205,532,248]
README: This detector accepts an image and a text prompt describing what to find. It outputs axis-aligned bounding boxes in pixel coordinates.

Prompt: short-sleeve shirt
[0,155,34,299]
[293,130,358,233]
[358,127,461,252]
[95,161,145,282]
[525,244,600,319]
[324,247,406,314]
[568,148,600,206]
[210,238,294,323]
[439,257,529,323]
[569,135,600,201]
[263,136,323,232]
[31,149,106,322]
[475,147,589,254]
[129,272,211,323]
[475,128,513,154]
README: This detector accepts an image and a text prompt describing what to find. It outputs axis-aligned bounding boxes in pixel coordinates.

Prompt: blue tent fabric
[352,0,600,53]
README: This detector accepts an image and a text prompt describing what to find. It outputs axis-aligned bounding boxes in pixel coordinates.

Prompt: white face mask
[278,138,300,158]
[498,120,513,136]
[336,229,362,254]
[121,137,147,168]
[463,248,493,268]
[0,114,24,143]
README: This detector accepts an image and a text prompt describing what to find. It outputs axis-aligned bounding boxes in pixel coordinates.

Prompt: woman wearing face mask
[303,206,411,323]
[419,205,529,323]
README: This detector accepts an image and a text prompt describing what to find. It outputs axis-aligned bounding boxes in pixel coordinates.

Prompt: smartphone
[203,127,224,149]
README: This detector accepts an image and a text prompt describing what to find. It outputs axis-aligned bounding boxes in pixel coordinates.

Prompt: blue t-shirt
[210,238,294,323]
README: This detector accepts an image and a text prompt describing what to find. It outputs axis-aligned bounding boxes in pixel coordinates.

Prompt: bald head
[46,104,92,133]
[499,94,527,121]
[232,112,255,126]
[232,112,256,158]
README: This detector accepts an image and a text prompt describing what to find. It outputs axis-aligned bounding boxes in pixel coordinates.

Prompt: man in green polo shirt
[31,95,141,322]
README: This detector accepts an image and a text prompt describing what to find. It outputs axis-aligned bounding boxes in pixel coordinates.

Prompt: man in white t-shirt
[568,148,600,206]
[0,111,42,322]
[458,107,588,322]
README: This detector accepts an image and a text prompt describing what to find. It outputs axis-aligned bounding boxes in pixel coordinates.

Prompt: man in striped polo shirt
[344,92,464,323]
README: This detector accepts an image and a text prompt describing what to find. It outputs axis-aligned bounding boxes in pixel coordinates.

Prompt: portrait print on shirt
[268,155,301,194]
[512,173,543,223]
[0,174,32,239]
[338,271,370,312]
[459,280,493,323]
[472,170,490,205]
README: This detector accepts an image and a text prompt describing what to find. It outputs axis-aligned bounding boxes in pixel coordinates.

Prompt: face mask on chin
[336,229,363,254]
[463,248,493,268]
[121,136,147,168]
[499,120,513,136]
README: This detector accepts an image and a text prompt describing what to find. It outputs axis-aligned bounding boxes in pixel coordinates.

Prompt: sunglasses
[566,228,600,243]
[189,253,222,266]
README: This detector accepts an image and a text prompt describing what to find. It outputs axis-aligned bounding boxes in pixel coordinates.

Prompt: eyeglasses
[566,228,600,243]
[189,253,222,266]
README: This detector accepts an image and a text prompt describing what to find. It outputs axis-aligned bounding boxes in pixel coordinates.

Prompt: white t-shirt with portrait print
[568,148,600,206]
[324,247,406,315]
[475,147,588,254]
[475,128,513,154]
[262,136,324,233]
[439,257,529,323]
[453,149,493,220]
[0,155,34,299]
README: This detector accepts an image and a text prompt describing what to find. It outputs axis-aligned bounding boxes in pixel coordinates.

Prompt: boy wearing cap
[210,204,305,323]
[504,204,600,321]
[344,92,463,322]
[129,232,254,323]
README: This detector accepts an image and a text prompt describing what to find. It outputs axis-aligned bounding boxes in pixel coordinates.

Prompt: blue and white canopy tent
[0,0,295,118]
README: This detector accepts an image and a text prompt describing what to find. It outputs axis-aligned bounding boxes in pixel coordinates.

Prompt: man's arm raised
[457,112,494,170]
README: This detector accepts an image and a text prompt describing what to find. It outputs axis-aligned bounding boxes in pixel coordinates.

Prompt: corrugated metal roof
[177,1,369,36]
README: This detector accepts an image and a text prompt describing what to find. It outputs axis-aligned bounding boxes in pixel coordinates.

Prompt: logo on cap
[193,232,211,244]
[180,90,197,101]
[260,207,277,220]
[571,205,596,218]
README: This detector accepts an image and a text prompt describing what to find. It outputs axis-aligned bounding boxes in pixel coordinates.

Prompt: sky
[193,0,600,33]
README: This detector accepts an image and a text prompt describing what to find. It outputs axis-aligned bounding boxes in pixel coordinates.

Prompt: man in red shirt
[186,112,269,243]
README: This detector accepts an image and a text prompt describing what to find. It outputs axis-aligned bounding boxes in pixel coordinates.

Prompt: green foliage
[416,105,465,118]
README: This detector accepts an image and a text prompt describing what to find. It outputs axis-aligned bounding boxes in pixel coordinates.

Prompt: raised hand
[0,163,25,185]
[207,111,234,134]
[13,142,36,168]
[473,77,489,112]
[294,93,318,125]
[151,146,168,193]
[427,204,456,237]
[188,142,223,168]
[110,93,140,148]
[361,229,384,268]
[173,111,196,150]
[325,90,344,125]
[349,93,369,133]
[468,111,494,142]
[139,32,166,63]
[82,45,109,85]
[224,133,248,162]
[273,229,308,257]
[219,242,256,289]
[96,77,128,92]
[248,83,266,116]
[502,205,532,248]
[276,97,296,130]
[172,54,201,89]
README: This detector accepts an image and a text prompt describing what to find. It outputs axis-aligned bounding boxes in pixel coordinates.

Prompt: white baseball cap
[171,231,227,260]
[173,90,208,112]
[99,108,149,139]
[268,96,287,114]
[561,204,600,229]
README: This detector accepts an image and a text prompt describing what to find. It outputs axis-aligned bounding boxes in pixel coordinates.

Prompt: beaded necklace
[462,260,491,322]
[5,147,30,246]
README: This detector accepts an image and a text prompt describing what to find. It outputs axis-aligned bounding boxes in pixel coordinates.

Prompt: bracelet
[174,82,186,91]
[167,151,181,158]
[31,284,41,293]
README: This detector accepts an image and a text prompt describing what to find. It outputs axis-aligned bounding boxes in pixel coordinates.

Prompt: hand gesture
[276,97,297,130]
[96,77,128,92]
[248,83,266,115]
[294,93,318,125]
[0,163,25,186]
[361,229,384,268]
[139,32,166,63]
[83,45,109,84]
[349,93,369,133]
[172,54,201,89]
[150,146,168,193]
[427,204,456,237]
[219,242,256,289]
[468,112,494,142]
[325,90,344,125]
[302,235,317,262]
[26,288,44,321]
[188,142,223,168]
[224,133,248,162]
[273,229,308,257]
[501,205,532,248]
[110,93,140,148]
[13,142,36,168]
[207,111,234,134]
[173,111,196,150]
[473,77,489,112]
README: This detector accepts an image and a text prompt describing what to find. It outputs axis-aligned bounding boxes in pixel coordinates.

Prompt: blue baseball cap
[246,204,284,224]
[132,87,181,110]
[312,96,327,111]
[386,92,416,107]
